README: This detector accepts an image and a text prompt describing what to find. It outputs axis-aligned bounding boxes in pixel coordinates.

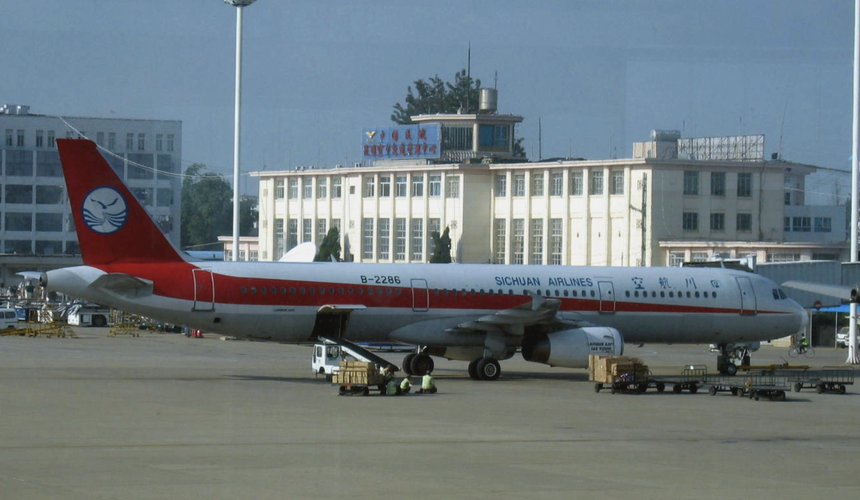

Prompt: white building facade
[251,117,847,267]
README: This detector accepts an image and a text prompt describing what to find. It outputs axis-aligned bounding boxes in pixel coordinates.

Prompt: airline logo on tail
[82,186,128,234]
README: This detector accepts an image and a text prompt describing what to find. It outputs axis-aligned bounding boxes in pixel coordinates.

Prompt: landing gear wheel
[726,363,738,376]
[409,354,434,376]
[402,353,416,376]
[468,358,481,380]
[476,358,501,381]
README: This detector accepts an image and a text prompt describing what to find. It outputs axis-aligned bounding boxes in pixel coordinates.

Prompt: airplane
[42,139,808,379]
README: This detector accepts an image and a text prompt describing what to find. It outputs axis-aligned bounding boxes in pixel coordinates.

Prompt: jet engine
[521,327,624,368]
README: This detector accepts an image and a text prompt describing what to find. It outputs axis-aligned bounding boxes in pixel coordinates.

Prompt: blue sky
[3,0,854,199]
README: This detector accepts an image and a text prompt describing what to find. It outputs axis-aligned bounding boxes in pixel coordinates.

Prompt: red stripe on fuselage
[109,263,786,316]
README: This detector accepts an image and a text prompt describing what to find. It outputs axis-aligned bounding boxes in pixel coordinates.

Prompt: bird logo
[82,187,128,234]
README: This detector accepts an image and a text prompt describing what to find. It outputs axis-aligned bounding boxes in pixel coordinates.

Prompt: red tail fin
[57,139,184,265]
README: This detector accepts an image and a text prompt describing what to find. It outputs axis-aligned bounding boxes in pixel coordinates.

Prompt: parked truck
[66,303,111,327]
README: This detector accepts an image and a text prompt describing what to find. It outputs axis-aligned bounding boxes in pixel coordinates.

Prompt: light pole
[225,0,257,262]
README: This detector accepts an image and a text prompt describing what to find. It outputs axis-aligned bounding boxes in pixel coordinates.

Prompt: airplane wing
[781,280,853,301]
[448,293,562,336]
[89,273,154,299]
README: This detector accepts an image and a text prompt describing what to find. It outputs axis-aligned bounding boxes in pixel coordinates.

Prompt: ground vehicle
[67,303,110,327]
[312,343,352,379]
[312,337,400,380]
[835,327,858,349]
[0,308,18,330]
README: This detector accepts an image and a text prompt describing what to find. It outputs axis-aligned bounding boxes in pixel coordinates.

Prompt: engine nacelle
[521,327,624,368]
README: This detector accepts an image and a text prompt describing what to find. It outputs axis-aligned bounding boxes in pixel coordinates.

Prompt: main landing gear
[402,352,434,376]
[401,352,503,381]
[468,358,501,381]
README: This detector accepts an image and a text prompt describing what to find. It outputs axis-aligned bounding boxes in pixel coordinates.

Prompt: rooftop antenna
[466,43,471,112]
[539,117,542,161]
[494,71,498,90]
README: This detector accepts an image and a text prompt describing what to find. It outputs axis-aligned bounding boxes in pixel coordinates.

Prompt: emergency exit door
[411,278,429,312]
[598,281,616,313]
[192,269,215,311]
[735,277,757,315]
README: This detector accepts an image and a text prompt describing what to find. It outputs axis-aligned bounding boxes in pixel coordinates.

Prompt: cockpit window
[772,289,780,300]
[772,289,788,300]
[779,289,788,300]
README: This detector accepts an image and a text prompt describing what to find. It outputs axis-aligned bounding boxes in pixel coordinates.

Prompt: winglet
[57,139,184,266]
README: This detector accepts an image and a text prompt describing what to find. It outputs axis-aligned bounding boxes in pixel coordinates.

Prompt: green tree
[391,69,525,158]
[429,227,452,263]
[314,226,342,262]
[391,69,481,125]
[181,164,256,250]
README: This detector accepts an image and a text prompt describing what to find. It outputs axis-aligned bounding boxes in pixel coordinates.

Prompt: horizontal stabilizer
[89,273,153,299]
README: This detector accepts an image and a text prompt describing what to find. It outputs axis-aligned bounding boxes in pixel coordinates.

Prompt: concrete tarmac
[1,328,858,499]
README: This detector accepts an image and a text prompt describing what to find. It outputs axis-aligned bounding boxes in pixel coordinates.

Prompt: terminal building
[250,91,847,267]
[0,104,182,288]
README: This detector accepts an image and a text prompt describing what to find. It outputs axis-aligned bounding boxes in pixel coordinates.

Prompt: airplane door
[411,278,429,312]
[598,281,616,313]
[192,269,215,311]
[735,276,757,315]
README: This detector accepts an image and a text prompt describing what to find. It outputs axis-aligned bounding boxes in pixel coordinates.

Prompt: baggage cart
[788,366,854,394]
[334,361,387,396]
[650,364,708,394]
[706,373,788,401]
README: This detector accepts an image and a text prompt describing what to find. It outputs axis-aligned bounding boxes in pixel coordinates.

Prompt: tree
[429,227,452,263]
[391,69,481,125]
[392,69,525,158]
[314,226,342,262]
[180,164,256,250]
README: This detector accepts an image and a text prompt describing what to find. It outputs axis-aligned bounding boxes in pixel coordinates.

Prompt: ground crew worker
[400,376,412,394]
[418,370,437,394]
[800,333,810,351]
[386,377,400,395]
